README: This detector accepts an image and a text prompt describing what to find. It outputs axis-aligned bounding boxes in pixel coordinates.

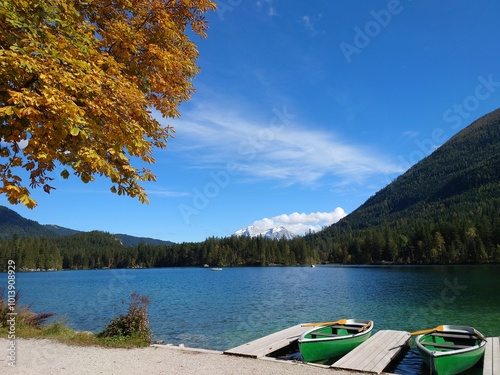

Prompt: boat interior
[309,324,366,338]
[420,332,482,351]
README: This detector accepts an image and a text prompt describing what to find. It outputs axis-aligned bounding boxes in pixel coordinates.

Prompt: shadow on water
[267,340,485,375]
[266,341,340,366]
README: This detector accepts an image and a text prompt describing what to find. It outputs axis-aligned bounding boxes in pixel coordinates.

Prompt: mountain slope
[113,233,174,247]
[44,224,82,237]
[337,108,500,230]
[0,206,174,246]
[310,109,500,263]
[0,206,57,240]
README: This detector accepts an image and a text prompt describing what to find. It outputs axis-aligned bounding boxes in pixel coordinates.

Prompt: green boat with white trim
[415,325,487,375]
[298,318,373,364]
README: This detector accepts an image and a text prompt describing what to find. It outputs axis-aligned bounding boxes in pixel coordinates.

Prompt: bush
[0,288,55,328]
[98,292,152,344]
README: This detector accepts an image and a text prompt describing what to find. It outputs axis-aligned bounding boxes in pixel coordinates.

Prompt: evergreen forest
[0,109,499,271]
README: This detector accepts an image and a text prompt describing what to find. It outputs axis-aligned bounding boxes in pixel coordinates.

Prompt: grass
[0,289,152,348]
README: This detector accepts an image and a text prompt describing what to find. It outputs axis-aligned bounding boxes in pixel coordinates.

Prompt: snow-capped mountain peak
[234,225,296,240]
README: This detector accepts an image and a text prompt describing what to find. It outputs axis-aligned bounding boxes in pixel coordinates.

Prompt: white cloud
[1,138,29,150]
[250,207,347,236]
[167,101,404,187]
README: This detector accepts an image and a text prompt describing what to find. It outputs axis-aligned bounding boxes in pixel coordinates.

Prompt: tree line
[0,199,498,272]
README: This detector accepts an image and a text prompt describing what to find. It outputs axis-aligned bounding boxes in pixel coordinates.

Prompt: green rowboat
[298,318,373,363]
[415,325,487,375]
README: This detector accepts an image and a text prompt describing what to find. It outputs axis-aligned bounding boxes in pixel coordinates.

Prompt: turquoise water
[4,265,500,374]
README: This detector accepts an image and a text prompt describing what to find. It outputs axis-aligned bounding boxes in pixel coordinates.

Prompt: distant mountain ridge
[0,206,57,239]
[234,225,297,240]
[0,206,174,246]
[44,224,82,237]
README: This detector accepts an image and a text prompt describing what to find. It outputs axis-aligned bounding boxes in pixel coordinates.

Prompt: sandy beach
[0,338,359,375]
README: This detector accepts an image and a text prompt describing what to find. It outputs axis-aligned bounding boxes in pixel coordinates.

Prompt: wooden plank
[483,337,500,375]
[483,337,493,375]
[494,337,500,375]
[337,330,410,373]
[224,323,310,358]
[331,330,411,374]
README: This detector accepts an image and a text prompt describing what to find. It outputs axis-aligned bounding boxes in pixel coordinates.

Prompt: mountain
[44,224,82,237]
[310,108,500,263]
[235,225,296,240]
[336,108,500,229]
[0,206,174,246]
[113,233,173,247]
[0,206,57,240]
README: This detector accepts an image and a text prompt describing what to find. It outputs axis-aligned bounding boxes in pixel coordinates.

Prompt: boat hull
[298,319,373,363]
[416,325,486,375]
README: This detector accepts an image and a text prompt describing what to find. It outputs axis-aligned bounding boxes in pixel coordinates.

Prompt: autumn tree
[0,0,216,207]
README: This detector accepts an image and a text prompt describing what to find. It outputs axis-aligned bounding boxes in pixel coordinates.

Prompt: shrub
[98,292,152,344]
[0,288,55,328]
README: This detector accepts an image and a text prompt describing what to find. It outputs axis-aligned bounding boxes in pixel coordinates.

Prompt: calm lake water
[4,265,500,374]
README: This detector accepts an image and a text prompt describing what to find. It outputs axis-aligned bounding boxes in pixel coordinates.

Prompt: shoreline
[0,338,358,375]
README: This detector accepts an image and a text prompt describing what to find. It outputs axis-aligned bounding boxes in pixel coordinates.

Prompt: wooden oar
[302,319,347,327]
[358,321,372,332]
[410,325,444,336]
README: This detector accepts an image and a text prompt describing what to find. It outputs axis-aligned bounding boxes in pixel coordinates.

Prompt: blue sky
[3,0,500,243]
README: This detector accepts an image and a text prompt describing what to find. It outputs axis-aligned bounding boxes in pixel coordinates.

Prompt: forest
[0,198,498,273]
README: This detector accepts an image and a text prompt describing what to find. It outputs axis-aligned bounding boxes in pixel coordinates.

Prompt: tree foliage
[0,0,216,207]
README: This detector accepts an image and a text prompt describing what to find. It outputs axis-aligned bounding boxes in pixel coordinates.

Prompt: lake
[5,265,500,374]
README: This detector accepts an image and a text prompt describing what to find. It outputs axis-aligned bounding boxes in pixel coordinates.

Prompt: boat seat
[421,342,470,349]
[327,325,363,330]
[311,333,340,338]
[430,332,478,340]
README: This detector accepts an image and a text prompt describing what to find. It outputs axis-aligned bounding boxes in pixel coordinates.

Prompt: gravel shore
[0,338,359,375]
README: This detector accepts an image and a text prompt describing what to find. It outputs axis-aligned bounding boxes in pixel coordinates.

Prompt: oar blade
[410,325,444,336]
[302,318,346,327]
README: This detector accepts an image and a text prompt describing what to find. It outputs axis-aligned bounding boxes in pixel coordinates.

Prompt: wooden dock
[483,336,499,375]
[224,323,311,358]
[224,324,410,374]
[331,330,411,374]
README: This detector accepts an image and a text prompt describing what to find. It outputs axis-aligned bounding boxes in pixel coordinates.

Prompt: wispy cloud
[301,14,323,36]
[165,101,404,187]
[256,0,277,16]
[402,130,420,139]
[147,189,190,198]
[247,207,347,235]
